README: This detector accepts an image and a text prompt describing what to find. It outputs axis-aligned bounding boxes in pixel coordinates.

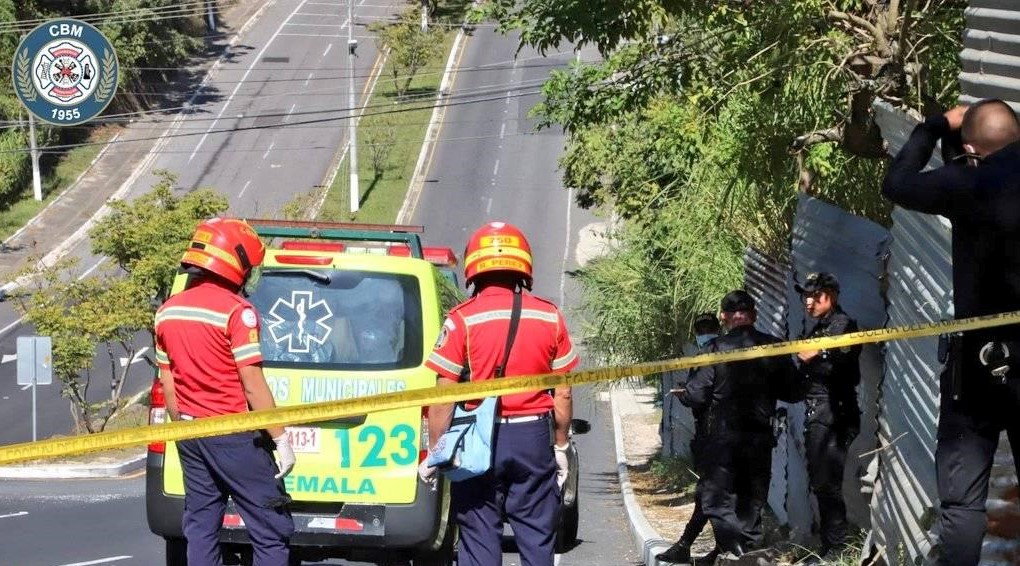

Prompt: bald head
[961,99,1020,156]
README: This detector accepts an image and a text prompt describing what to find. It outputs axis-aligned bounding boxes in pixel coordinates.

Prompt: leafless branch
[829,10,879,39]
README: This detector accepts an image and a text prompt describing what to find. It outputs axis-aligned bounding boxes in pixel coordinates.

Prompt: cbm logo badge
[12,19,119,126]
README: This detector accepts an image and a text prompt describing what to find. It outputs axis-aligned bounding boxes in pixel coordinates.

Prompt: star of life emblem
[34,41,96,104]
[266,291,333,353]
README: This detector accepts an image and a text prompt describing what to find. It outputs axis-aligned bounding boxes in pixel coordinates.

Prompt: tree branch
[789,125,844,153]
[829,10,879,39]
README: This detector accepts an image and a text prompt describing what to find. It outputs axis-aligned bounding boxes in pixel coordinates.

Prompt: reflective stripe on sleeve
[232,343,262,363]
[155,348,170,365]
[427,351,463,375]
[551,349,578,371]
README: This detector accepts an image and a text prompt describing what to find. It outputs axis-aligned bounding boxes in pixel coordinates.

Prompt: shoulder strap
[494,290,523,378]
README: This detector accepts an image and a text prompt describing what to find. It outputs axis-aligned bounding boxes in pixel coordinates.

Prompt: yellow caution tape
[1,309,1019,466]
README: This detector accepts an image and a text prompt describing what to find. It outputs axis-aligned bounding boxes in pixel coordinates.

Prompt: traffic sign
[16,335,52,386]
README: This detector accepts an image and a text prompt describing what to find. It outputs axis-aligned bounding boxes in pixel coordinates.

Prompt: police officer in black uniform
[657,313,721,565]
[882,99,1020,566]
[676,290,800,560]
[794,272,861,561]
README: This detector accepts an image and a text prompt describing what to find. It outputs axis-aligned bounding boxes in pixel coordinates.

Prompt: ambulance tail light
[388,244,412,257]
[148,378,167,454]
[280,241,346,252]
[419,410,429,464]
[275,255,332,266]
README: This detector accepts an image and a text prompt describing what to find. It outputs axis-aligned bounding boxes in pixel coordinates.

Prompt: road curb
[396,2,475,224]
[610,386,672,566]
[0,453,144,479]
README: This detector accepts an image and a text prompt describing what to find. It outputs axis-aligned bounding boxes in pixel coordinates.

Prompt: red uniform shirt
[425,286,580,416]
[154,280,264,418]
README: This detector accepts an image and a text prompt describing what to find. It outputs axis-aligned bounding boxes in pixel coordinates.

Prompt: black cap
[693,312,718,326]
[795,272,840,295]
[720,290,755,313]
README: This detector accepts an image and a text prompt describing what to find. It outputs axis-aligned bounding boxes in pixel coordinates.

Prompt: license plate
[286,426,321,453]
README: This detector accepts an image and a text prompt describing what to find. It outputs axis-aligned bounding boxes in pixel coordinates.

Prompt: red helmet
[181,218,265,286]
[463,221,533,287]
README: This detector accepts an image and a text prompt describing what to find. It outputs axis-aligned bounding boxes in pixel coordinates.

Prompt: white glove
[418,460,437,484]
[272,433,296,479]
[554,442,570,489]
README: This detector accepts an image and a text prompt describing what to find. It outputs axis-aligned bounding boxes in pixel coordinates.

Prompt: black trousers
[934,362,1020,566]
[697,431,773,553]
[805,396,858,550]
[678,432,708,546]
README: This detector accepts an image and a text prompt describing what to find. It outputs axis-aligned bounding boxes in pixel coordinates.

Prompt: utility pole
[347,0,360,213]
[28,113,42,201]
[206,0,217,32]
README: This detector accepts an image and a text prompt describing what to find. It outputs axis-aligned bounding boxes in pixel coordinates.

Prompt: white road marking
[56,557,132,566]
[0,511,27,519]
[322,43,333,57]
[559,187,574,307]
[486,198,492,214]
[20,384,30,391]
[118,347,150,368]
[499,122,506,139]
[1,354,15,364]
[262,141,276,161]
[238,180,253,199]
[304,72,314,86]
[189,0,314,163]
[492,159,499,176]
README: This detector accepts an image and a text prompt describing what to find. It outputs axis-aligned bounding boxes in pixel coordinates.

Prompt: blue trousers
[177,432,294,566]
[451,417,561,566]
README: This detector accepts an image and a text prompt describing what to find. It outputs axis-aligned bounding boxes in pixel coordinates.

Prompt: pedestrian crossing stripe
[2,309,1020,466]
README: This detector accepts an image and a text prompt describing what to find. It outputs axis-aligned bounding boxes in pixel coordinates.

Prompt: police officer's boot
[656,540,692,564]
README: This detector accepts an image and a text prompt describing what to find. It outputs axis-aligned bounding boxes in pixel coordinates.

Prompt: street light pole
[347,0,360,213]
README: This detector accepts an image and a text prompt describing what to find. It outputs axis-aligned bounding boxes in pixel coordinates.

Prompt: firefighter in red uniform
[155,218,296,566]
[424,221,579,566]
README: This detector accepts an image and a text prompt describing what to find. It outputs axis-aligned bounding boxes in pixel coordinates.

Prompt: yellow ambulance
[146,220,462,566]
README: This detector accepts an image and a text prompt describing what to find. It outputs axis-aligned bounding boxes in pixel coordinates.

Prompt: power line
[0,4,221,34]
[0,87,546,155]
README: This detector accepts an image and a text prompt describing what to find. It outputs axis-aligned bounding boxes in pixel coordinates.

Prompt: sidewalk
[0,0,271,286]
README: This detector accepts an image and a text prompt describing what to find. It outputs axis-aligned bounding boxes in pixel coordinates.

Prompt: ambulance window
[247,269,423,370]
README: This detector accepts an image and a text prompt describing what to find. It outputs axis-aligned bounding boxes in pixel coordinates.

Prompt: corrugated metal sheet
[743,247,795,526]
[870,101,950,564]
[959,2,1020,107]
[787,195,891,538]
[871,205,950,563]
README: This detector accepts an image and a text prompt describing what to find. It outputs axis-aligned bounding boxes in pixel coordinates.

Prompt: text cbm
[49,24,83,38]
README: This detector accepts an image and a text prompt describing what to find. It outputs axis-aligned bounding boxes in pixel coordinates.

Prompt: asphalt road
[0,15,640,566]
[0,0,400,445]
[407,28,638,566]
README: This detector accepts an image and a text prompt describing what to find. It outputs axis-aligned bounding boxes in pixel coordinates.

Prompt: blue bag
[426,396,498,481]
[426,289,522,482]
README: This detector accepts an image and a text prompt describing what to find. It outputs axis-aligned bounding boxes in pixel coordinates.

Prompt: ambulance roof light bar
[245,219,425,259]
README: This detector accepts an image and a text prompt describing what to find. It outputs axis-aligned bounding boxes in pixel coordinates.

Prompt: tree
[480,0,965,363]
[10,172,228,434]
[13,260,152,433]
[373,9,444,99]
[363,115,398,179]
[89,169,229,304]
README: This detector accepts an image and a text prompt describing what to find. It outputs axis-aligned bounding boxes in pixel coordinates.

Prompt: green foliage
[12,260,153,433]
[491,0,964,364]
[0,1,207,208]
[89,170,229,303]
[372,9,445,99]
[12,172,229,434]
